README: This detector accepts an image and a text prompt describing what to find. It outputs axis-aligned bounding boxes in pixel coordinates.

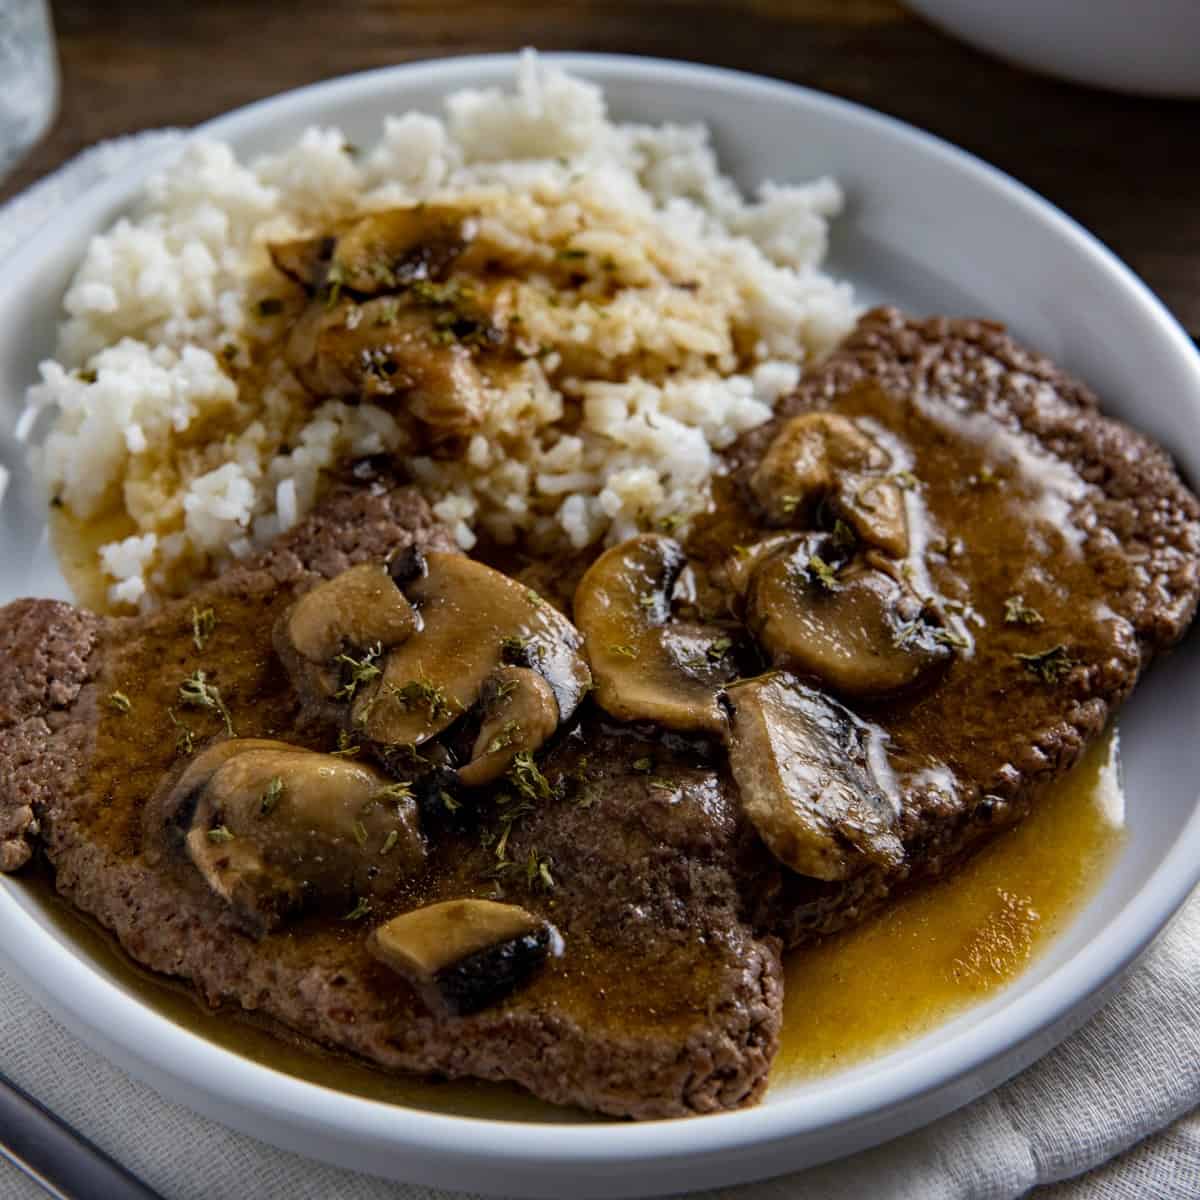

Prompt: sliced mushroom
[269,235,335,290]
[160,739,424,935]
[284,297,487,435]
[573,534,737,736]
[368,898,562,1016]
[275,562,419,705]
[269,206,475,295]
[330,207,475,295]
[457,667,559,788]
[744,537,952,699]
[834,473,907,559]
[750,412,908,557]
[723,672,903,880]
[355,551,591,752]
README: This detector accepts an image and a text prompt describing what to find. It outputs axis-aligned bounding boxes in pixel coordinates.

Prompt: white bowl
[907,0,1200,97]
[1,53,1200,1198]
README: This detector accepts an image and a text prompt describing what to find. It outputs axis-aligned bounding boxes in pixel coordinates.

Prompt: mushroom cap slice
[750,411,909,557]
[746,540,952,699]
[723,673,903,880]
[284,297,487,435]
[268,206,474,295]
[269,234,335,289]
[354,551,590,749]
[573,534,736,736]
[832,473,908,560]
[457,666,560,788]
[277,562,419,704]
[368,898,561,1016]
[164,739,424,934]
[329,207,475,295]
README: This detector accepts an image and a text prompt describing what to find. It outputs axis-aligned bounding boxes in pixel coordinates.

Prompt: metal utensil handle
[0,1070,162,1200]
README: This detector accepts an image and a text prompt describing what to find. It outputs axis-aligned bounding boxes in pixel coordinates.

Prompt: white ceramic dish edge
[0,53,1198,1197]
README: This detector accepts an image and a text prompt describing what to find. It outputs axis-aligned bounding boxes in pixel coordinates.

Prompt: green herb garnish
[610,643,638,660]
[1003,595,1045,627]
[509,751,554,803]
[331,730,361,758]
[334,643,383,701]
[107,691,132,715]
[527,849,555,891]
[501,634,531,659]
[377,780,414,804]
[323,262,344,309]
[933,627,971,650]
[206,825,234,844]
[260,775,283,816]
[380,830,400,856]
[706,636,733,662]
[1016,644,1077,683]
[343,897,372,921]
[831,518,858,552]
[178,670,235,736]
[808,554,839,592]
[387,677,455,721]
[191,606,216,652]
[167,708,195,757]
[487,720,523,754]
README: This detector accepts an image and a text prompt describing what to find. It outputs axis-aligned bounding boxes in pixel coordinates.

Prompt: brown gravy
[49,506,136,614]
[10,727,1120,1118]
[36,373,1127,1115]
[776,727,1122,1081]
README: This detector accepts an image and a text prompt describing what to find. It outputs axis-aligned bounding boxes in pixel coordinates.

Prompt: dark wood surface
[5,0,1198,338]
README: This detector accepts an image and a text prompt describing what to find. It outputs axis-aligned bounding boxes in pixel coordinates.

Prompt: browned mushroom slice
[354,551,591,752]
[159,739,424,935]
[745,538,952,699]
[368,898,562,1015]
[832,472,907,559]
[723,673,903,880]
[269,235,335,289]
[275,562,419,706]
[329,207,476,294]
[574,534,737,736]
[268,206,475,296]
[750,411,908,557]
[284,297,487,436]
[457,667,559,788]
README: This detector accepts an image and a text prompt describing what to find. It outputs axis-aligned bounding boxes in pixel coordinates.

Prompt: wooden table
[5,0,1198,341]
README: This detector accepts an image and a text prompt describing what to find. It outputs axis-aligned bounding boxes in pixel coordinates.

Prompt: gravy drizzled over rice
[22,52,856,610]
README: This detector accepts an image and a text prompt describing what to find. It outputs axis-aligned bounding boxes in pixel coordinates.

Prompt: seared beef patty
[708,310,1200,946]
[0,482,780,1119]
[0,310,1196,1119]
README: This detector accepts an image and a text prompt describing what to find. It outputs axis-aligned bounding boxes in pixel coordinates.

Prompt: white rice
[21,50,857,610]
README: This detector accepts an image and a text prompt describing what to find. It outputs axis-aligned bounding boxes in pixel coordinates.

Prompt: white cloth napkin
[1,134,1198,1200]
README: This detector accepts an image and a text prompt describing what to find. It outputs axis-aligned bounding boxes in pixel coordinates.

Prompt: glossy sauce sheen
[37,367,1134,1115]
[17,726,1120,1114]
[778,728,1123,1079]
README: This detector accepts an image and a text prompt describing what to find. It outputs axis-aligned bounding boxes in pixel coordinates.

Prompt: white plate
[1,54,1199,1198]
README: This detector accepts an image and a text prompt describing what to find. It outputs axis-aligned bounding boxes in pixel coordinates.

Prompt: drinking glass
[0,0,58,183]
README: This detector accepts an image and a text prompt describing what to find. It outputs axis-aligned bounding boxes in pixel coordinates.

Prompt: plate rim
[2,50,1199,1192]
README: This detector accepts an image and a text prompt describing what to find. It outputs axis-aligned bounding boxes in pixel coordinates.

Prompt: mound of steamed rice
[20,51,857,610]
